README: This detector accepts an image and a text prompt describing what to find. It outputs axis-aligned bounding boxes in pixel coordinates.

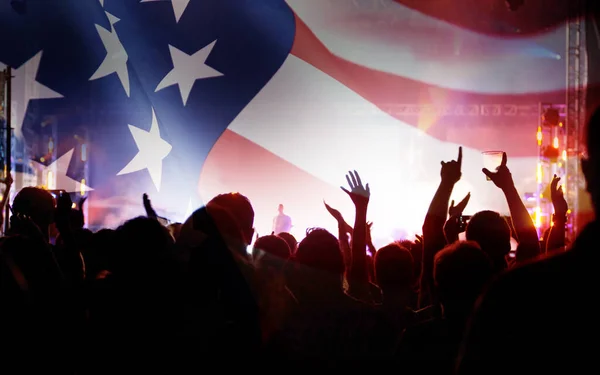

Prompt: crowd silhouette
[1,106,598,373]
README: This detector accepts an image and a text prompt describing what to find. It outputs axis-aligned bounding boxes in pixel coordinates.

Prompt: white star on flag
[98,0,104,6]
[155,40,223,106]
[117,107,172,191]
[8,51,63,139]
[90,12,131,97]
[140,0,191,23]
[32,149,94,193]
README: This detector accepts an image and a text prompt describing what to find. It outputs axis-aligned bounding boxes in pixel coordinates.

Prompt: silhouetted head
[177,205,248,259]
[11,187,55,237]
[374,243,414,294]
[69,208,84,230]
[294,228,344,277]
[277,232,298,254]
[86,228,117,276]
[208,193,254,245]
[434,241,493,316]
[278,204,284,214]
[399,239,422,280]
[466,210,511,271]
[114,216,175,276]
[253,235,290,272]
[582,106,600,215]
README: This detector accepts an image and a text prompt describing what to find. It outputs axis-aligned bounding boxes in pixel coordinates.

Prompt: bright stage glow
[199,55,538,248]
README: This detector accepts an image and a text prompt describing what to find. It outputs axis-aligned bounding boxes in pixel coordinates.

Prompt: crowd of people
[1,107,598,373]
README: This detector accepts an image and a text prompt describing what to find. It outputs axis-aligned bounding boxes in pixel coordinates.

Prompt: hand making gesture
[550,174,568,216]
[441,146,463,184]
[483,152,514,191]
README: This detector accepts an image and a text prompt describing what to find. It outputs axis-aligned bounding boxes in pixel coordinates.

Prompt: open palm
[341,170,370,206]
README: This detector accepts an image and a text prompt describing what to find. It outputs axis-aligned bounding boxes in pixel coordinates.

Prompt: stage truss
[565,4,587,238]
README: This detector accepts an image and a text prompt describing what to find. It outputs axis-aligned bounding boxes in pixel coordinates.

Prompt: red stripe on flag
[199,130,354,236]
[289,12,562,157]
[393,0,576,36]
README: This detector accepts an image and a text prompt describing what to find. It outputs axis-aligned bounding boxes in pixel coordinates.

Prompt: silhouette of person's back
[457,107,600,373]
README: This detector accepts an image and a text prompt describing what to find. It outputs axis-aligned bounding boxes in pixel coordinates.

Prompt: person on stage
[272,204,292,235]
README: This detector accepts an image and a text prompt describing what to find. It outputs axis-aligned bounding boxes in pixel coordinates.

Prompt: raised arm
[483,153,540,262]
[546,174,568,253]
[419,147,463,307]
[341,170,370,291]
[324,201,353,270]
[443,193,471,244]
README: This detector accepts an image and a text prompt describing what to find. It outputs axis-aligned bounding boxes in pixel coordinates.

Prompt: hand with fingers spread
[550,174,568,215]
[441,147,463,184]
[341,170,370,207]
[482,152,514,191]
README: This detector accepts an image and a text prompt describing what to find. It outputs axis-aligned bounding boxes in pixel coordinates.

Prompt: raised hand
[143,193,158,219]
[324,200,353,233]
[324,200,344,222]
[550,174,568,215]
[441,147,463,184]
[482,152,514,190]
[341,170,370,207]
[449,192,471,218]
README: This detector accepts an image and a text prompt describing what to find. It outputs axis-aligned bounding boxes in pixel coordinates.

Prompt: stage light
[505,0,524,11]
[81,144,87,162]
[10,0,27,15]
[553,136,559,149]
[537,126,542,145]
[80,179,86,196]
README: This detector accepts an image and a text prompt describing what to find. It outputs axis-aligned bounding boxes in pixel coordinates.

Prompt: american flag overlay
[0,0,580,241]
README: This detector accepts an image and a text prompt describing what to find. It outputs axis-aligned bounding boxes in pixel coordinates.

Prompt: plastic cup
[482,151,504,181]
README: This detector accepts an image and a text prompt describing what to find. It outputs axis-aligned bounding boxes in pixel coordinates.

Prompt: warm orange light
[80,179,86,196]
[562,150,567,161]
[534,206,542,228]
[537,127,542,145]
[553,137,559,148]
[559,122,563,127]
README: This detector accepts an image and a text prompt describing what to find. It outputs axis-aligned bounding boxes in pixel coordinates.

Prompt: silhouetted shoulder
[458,225,597,374]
